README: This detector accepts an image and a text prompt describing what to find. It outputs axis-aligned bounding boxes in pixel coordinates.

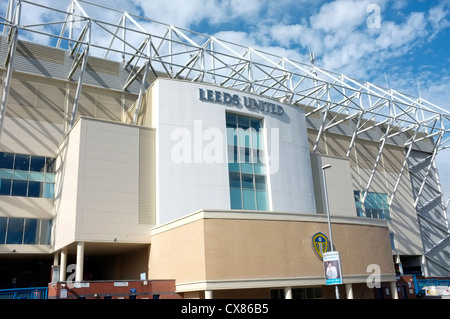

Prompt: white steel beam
[0,0,20,139]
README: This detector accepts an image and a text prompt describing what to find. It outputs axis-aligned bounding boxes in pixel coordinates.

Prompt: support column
[284,287,292,299]
[75,242,84,282]
[390,281,399,299]
[345,284,353,299]
[59,248,67,281]
[395,255,404,275]
[205,290,213,299]
[53,253,59,266]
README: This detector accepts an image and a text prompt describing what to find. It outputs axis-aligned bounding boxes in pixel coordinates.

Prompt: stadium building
[0,0,449,299]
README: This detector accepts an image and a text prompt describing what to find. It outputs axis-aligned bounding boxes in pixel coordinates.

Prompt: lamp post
[321,164,340,299]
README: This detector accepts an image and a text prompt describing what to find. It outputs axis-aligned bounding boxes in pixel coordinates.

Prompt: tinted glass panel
[226,113,268,211]
[40,220,52,245]
[255,175,266,190]
[226,113,237,128]
[45,158,56,174]
[11,180,28,196]
[241,174,254,189]
[256,191,268,210]
[30,156,46,172]
[242,189,256,210]
[0,217,7,244]
[229,172,241,188]
[23,219,38,244]
[43,183,54,199]
[0,179,11,195]
[14,154,30,171]
[230,188,242,210]
[354,191,390,220]
[0,153,14,169]
[237,115,250,130]
[6,218,24,244]
[0,153,55,199]
[28,181,42,198]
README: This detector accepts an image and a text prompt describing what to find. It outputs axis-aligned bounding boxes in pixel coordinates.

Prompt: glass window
[0,153,14,169]
[12,170,29,180]
[0,152,56,199]
[29,156,45,172]
[39,219,52,245]
[226,113,268,211]
[239,129,252,149]
[0,217,7,244]
[6,218,24,244]
[242,189,256,210]
[255,175,266,190]
[230,188,242,210]
[23,218,38,244]
[254,164,265,175]
[226,113,237,128]
[250,118,261,131]
[354,190,390,220]
[14,154,30,171]
[42,183,55,199]
[0,217,52,245]
[390,233,396,250]
[256,191,268,210]
[0,169,13,179]
[241,163,253,174]
[237,115,250,130]
[0,179,12,195]
[28,181,42,198]
[45,158,56,174]
[229,172,241,188]
[241,174,254,189]
[29,171,46,182]
[11,180,28,197]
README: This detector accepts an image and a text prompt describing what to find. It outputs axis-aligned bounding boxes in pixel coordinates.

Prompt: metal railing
[0,287,48,299]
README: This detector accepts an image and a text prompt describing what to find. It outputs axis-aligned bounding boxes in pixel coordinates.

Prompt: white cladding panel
[54,118,151,249]
[152,79,316,224]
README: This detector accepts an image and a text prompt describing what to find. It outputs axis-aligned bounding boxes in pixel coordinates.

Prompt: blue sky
[2,0,450,208]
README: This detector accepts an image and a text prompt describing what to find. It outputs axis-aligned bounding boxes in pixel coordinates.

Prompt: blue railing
[0,287,48,299]
[413,276,450,296]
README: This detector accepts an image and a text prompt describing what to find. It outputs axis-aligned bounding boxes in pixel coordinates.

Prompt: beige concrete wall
[149,211,395,291]
[203,218,394,280]
[308,129,423,256]
[311,153,355,217]
[149,218,207,283]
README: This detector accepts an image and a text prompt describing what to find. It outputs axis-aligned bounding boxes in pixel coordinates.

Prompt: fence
[0,287,48,299]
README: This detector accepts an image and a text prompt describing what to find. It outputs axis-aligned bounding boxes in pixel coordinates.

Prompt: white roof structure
[1,0,449,274]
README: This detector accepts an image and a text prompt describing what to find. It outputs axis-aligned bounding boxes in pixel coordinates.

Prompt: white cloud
[310,0,374,32]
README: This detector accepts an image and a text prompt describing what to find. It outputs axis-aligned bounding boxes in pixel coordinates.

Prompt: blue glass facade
[354,190,390,220]
[0,217,52,245]
[226,113,269,211]
[0,152,55,199]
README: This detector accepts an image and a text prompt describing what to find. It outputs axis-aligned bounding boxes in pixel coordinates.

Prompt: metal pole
[322,164,340,299]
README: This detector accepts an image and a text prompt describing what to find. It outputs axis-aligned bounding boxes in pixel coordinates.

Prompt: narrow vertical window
[226,113,268,211]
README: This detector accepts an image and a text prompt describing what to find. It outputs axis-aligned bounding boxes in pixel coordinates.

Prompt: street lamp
[321,164,340,299]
